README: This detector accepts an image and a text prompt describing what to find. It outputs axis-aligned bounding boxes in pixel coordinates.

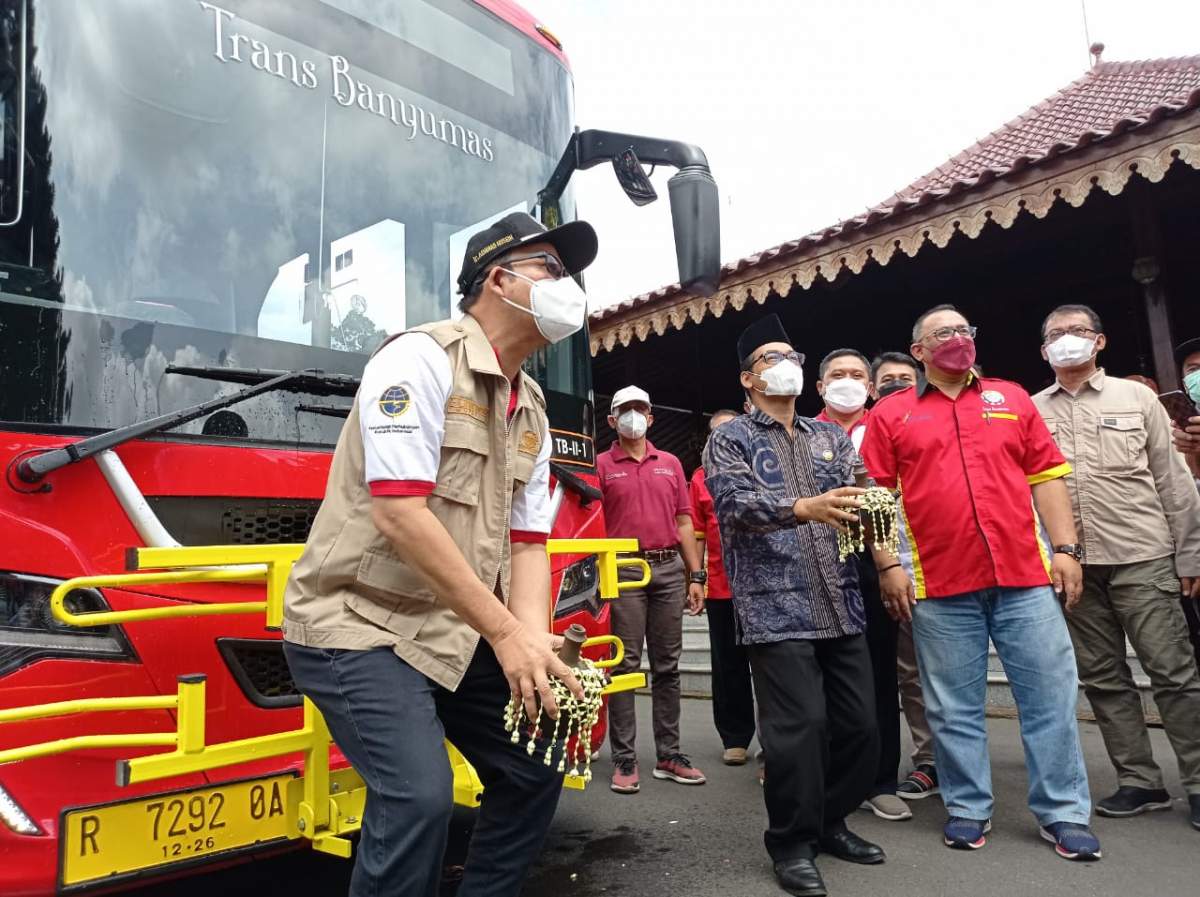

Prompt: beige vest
[282,314,549,690]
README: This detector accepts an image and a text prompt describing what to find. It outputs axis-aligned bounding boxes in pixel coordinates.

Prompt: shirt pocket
[434,418,490,505]
[513,451,536,488]
[1097,411,1146,473]
[347,548,437,638]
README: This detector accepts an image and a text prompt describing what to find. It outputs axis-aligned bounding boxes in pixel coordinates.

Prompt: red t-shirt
[689,467,732,599]
[596,440,690,551]
[859,376,1070,599]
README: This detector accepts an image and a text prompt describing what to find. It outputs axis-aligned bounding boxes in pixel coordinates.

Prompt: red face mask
[929,336,976,374]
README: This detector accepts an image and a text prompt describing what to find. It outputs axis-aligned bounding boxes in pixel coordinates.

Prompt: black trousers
[748,634,878,862]
[1184,596,1200,672]
[706,599,756,750]
[284,641,562,897]
[858,557,901,795]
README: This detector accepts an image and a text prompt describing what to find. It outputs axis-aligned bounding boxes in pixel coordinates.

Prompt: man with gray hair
[1033,303,1200,832]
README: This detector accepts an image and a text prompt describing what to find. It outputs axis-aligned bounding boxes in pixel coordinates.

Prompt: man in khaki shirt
[1034,304,1200,832]
[283,212,597,897]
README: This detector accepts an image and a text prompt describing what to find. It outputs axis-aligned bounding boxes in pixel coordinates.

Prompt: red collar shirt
[689,467,732,599]
[815,407,870,453]
[859,376,1071,599]
[596,440,690,551]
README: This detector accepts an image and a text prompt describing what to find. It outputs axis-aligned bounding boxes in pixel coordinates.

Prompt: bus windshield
[0,0,580,446]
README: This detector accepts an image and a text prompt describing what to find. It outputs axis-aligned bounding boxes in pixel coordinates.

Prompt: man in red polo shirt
[690,409,756,767]
[860,304,1100,862]
[599,385,707,794]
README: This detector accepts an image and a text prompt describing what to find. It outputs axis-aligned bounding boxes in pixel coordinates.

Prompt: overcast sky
[525,0,1200,311]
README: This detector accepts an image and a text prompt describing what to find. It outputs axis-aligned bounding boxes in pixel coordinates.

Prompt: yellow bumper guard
[0,539,649,856]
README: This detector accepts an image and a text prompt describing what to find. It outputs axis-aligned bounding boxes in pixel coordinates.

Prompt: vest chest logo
[379,385,411,417]
[518,430,541,456]
[446,395,489,423]
[981,390,1006,405]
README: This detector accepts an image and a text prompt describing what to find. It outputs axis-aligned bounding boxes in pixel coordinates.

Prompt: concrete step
[637,614,1161,720]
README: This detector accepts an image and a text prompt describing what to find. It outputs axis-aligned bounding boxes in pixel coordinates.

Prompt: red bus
[0,1,718,894]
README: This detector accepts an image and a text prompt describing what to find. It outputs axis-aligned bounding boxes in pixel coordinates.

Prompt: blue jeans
[283,641,563,897]
[912,585,1091,826]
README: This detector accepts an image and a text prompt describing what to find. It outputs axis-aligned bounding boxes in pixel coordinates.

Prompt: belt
[636,547,679,564]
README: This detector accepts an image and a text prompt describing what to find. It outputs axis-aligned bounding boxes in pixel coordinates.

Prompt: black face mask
[877,380,913,398]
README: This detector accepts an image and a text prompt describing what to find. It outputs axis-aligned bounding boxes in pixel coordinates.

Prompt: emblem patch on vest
[519,430,541,456]
[378,385,411,417]
[981,389,1006,405]
[447,395,488,423]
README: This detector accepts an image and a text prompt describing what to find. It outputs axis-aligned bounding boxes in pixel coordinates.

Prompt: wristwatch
[1053,544,1083,561]
[688,570,708,585]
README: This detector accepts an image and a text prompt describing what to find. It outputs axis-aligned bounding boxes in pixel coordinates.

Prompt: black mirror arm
[550,461,602,507]
[539,129,711,213]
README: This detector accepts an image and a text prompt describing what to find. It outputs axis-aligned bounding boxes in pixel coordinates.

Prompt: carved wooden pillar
[1129,183,1178,391]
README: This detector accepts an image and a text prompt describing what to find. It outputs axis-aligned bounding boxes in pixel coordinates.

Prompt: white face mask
[499,268,587,344]
[1045,333,1097,368]
[616,409,648,440]
[822,378,868,413]
[756,359,805,396]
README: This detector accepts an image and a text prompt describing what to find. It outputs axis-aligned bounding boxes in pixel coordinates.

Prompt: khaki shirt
[1033,369,1200,574]
[282,314,549,691]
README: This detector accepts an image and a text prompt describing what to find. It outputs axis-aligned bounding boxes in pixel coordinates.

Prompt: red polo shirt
[815,406,870,452]
[688,467,732,599]
[597,440,690,551]
[859,375,1071,599]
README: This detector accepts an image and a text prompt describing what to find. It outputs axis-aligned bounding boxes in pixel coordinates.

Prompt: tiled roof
[592,55,1200,325]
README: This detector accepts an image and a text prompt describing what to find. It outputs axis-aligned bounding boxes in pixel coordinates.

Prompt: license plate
[60,774,293,889]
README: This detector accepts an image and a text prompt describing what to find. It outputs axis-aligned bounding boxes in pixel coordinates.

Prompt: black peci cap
[737,314,792,365]
[456,211,598,296]
[1175,337,1200,368]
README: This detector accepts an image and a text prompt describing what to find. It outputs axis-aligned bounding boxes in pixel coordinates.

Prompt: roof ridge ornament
[1090,42,1106,69]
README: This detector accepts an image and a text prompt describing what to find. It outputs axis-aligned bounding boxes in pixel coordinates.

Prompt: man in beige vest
[282,211,597,897]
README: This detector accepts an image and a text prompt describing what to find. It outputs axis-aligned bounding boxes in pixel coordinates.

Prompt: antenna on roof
[1079,0,1094,68]
[1089,42,1105,68]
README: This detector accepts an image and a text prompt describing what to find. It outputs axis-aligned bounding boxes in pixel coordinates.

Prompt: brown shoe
[722,747,748,766]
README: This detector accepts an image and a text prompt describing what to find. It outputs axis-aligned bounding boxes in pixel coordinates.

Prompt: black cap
[737,314,792,365]
[456,211,598,296]
[1175,337,1200,368]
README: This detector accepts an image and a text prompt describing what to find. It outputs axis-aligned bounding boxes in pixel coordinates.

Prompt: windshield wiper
[16,367,361,484]
[166,364,360,397]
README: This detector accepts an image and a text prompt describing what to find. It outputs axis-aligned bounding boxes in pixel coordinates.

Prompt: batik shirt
[702,408,864,644]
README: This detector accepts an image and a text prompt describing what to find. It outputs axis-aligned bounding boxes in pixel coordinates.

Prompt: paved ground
[131,696,1196,897]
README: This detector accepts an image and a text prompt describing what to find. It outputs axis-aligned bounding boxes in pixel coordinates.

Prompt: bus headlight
[553,556,601,620]
[0,782,40,835]
[0,573,134,676]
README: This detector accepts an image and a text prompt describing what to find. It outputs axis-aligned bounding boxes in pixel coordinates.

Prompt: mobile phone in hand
[1158,390,1198,429]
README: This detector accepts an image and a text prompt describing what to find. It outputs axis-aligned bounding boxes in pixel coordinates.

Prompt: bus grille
[221,502,320,544]
[217,638,301,708]
[147,498,321,546]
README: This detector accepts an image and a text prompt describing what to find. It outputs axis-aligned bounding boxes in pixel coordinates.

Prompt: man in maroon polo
[599,385,707,794]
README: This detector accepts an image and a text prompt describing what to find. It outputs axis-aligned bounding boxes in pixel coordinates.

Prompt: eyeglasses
[920,325,977,343]
[745,349,805,369]
[503,251,566,280]
[1044,325,1097,343]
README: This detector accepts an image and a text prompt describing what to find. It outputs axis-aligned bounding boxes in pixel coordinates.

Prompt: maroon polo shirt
[597,440,690,551]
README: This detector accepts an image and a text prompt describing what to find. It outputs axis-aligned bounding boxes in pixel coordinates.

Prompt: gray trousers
[896,619,936,768]
[1067,554,1200,794]
[608,554,686,763]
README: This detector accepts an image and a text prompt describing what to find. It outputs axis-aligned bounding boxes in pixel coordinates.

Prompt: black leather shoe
[818,828,886,864]
[773,858,827,896]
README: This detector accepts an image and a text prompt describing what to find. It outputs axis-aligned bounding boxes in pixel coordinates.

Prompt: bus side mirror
[667,166,721,297]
